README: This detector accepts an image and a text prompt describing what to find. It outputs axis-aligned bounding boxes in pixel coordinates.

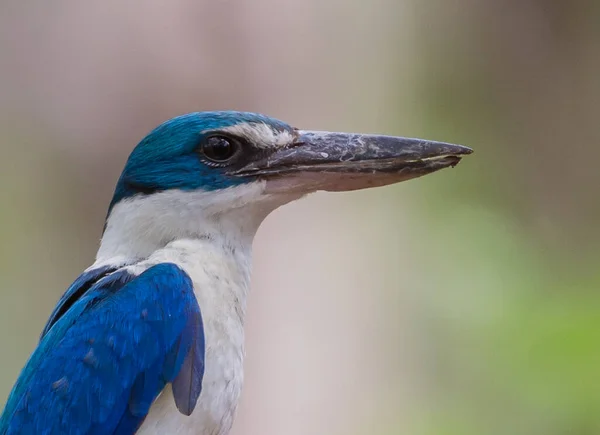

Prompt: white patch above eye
[210,122,296,149]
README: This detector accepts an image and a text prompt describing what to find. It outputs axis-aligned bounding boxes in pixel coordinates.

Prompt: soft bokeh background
[1,1,599,434]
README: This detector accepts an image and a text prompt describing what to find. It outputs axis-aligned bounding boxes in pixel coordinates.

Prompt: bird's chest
[137,239,251,435]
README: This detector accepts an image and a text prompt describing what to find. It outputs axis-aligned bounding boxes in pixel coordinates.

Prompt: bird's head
[99,111,472,261]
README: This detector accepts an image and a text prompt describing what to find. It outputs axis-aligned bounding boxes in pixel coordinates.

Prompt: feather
[172,307,205,416]
[40,265,119,339]
[0,263,205,435]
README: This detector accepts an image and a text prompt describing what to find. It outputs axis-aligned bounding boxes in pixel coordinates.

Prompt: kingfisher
[0,111,472,435]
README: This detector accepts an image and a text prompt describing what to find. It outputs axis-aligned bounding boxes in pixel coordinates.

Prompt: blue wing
[0,263,205,435]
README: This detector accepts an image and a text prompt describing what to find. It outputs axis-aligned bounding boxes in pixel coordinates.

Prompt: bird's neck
[95,186,292,266]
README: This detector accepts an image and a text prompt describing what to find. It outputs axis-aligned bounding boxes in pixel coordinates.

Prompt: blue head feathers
[110,111,295,211]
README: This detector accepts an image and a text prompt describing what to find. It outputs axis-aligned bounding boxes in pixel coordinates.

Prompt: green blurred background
[1,1,599,434]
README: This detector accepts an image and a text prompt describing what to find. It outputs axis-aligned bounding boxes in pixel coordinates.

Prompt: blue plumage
[0,263,205,435]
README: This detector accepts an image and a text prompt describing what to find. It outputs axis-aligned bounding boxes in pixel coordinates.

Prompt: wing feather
[0,263,205,435]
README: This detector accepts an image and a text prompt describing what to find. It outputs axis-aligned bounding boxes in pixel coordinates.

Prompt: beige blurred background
[1,1,599,434]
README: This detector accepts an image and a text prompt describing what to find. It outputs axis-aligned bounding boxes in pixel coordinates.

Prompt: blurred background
[1,1,599,434]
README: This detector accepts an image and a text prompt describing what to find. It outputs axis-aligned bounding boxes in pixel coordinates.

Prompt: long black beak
[233,130,473,192]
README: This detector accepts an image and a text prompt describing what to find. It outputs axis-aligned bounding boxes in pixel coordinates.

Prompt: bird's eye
[200,135,240,165]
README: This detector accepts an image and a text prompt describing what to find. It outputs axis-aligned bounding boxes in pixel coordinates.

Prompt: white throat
[95,182,300,265]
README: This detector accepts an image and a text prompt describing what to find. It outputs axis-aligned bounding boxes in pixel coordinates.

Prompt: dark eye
[201,135,239,164]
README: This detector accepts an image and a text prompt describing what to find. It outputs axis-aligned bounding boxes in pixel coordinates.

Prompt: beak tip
[440,142,473,156]
[460,145,474,155]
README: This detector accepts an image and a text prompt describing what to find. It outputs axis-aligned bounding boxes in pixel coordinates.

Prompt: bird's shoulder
[0,262,205,435]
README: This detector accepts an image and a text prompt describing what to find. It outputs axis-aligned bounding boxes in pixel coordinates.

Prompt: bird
[0,111,472,435]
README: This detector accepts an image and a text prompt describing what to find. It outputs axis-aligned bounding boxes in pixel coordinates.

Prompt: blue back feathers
[0,264,205,435]
[110,111,294,212]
